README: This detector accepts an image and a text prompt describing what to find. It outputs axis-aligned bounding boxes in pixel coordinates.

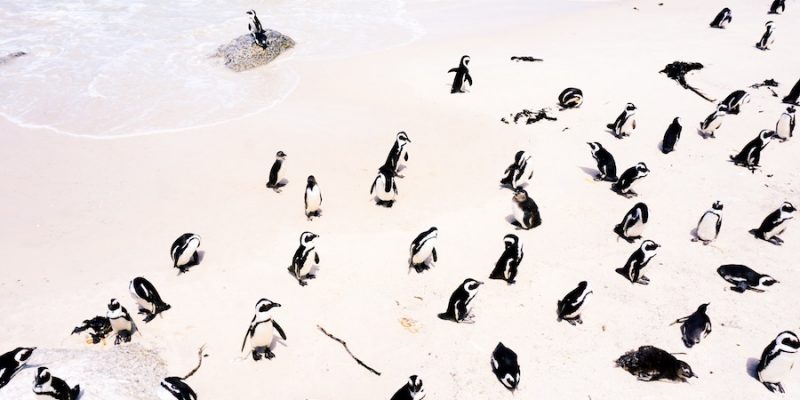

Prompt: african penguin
[389,375,426,400]
[612,162,649,198]
[730,129,775,172]
[32,367,80,400]
[370,164,399,207]
[614,202,649,243]
[500,150,534,189]
[107,298,137,345]
[672,303,712,348]
[756,21,776,50]
[558,87,583,109]
[491,342,520,391]
[129,277,171,323]
[0,347,35,389]
[409,227,438,273]
[775,106,795,141]
[751,201,796,245]
[710,8,732,28]
[616,240,660,285]
[616,346,697,382]
[171,233,201,274]
[448,55,472,93]
[757,331,799,393]
[438,278,483,323]
[511,188,541,229]
[587,142,618,182]
[489,234,524,284]
[694,201,723,245]
[288,232,320,286]
[384,131,411,177]
[699,104,728,138]
[769,0,786,15]
[266,151,287,192]
[607,103,637,139]
[717,264,778,293]
[246,10,268,49]
[785,78,800,105]
[304,175,322,220]
[661,117,682,154]
[241,298,287,361]
[159,377,196,400]
[556,281,592,325]
[719,90,750,114]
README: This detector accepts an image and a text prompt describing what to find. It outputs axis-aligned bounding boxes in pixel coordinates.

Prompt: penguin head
[698,303,710,313]
[34,367,51,386]
[716,103,729,113]
[577,281,589,291]
[676,361,697,380]
[160,377,182,395]
[776,331,800,351]
[759,275,779,286]
[425,227,439,238]
[513,150,527,164]
[276,151,287,160]
[406,375,424,394]
[625,102,636,111]
[673,117,681,126]
[460,55,470,67]
[712,201,723,211]
[759,129,776,141]
[587,142,601,153]
[780,201,796,214]
[255,298,281,313]
[246,9,256,17]
[12,347,35,364]
[787,106,796,114]
[635,162,650,175]
[396,131,411,144]
[512,188,529,203]
[462,278,483,293]
[503,234,519,248]
[765,21,775,30]
[300,231,319,245]
[307,175,317,185]
[107,298,121,311]
[641,240,660,252]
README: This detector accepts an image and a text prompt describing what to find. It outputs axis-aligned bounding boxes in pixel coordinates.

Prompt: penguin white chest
[132,294,154,313]
[374,176,395,201]
[299,248,316,276]
[176,240,199,267]
[512,201,526,225]
[306,187,322,211]
[776,116,792,139]
[110,316,131,333]
[626,218,645,238]
[251,321,274,348]
[620,115,636,135]
[760,355,794,382]
[412,239,436,264]
[697,213,720,241]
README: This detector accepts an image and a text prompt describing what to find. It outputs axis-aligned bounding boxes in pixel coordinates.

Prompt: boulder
[214,31,295,72]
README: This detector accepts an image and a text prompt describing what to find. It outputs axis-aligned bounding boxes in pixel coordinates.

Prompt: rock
[214,31,295,72]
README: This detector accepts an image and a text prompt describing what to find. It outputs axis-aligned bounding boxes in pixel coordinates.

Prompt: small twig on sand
[183,345,207,379]
[317,325,381,376]
[510,56,544,62]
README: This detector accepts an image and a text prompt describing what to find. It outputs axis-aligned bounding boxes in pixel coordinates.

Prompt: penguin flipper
[447,68,458,73]
[465,73,473,86]
[432,248,438,262]
[272,320,287,340]
[369,178,377,195]
[671,316,689,325]
[241,321,255,352]
[314,253,320,264]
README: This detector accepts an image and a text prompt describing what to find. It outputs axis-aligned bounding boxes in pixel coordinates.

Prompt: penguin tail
[606,123,615,130]
[437,313,451,321]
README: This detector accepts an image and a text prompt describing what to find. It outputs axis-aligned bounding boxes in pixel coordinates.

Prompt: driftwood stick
[183,345,207,380]
[317,325,381,376]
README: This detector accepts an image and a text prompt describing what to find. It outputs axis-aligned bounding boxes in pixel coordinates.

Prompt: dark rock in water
[510,56,543,62]
[501,108,557,125]
[214,31,295,72]
[0,51,27,65]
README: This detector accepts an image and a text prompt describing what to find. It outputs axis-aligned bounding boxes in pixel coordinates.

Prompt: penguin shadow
[746,358,760,379]
[696,128,713,140]
[579,166,600,180]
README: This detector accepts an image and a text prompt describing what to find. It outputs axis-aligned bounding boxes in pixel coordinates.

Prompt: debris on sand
[501,108,558,125]
[750,79,780,97]
[510,56,544,62]
[659,61,715,102]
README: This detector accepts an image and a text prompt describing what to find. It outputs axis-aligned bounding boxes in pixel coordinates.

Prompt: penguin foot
[264,349,276,360]
[731,285,747,293]
[306,273,316,279]
[252,350,262,361]
[566,319,578,326]
[298,280,308,287]
[507,279,516,285]
[142,313,156,323]
[769,236,784,245]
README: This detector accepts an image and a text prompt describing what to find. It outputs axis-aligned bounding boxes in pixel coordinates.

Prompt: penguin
[614,202,649,243]
[511,188,542,230]
[304,175,322,220]
[448,55,472,93]
[389,375,426,400]
[33,367,80,400]
[607,103,637,138]
[784,78,800,105]
[500,150,534,189]
[660,117,682,154]
[616,240,660,285]
[241,298,287,361]
[129,277,171,323]
[757,331,800,393]
[71,316,111,344]
[612,162,649,198]
[756,21,776,50]
[699,104,728,138]
[409,227,438,273]
[171,233,201,274]
[107,298,137,345]
[775,106,796,141]
[491,342,521,391]
[489,234,524,284]
[558,87,583,109]
[769,0,786,14]
[719,90,750,114]
[751,201,796,245]
[383,132,411,177]
[694,201,723,245]
[246,10,268,49]
[615,346,697,382]
[671,303,712,348]
[709,8,733,28]
[159,347,205,400]
[370,164,399,207]
[717,264,779,293]
[556,281,592,325]
[266,151,287,192]
[288,232,320,286]
[730,129,774,172]
[587,142,618,182]
[438,278,483,323]
[0,347,35,389]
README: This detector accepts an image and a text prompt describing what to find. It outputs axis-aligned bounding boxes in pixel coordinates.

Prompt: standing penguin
[171,233,201,274]
[607,103,637,138]
[129,277,171,323]
[304,175,322,220]
[775,106,796,141]
[612,162,650,198]
[587,142,618,182]
[448,55,472,93]
[769,0,786,14]
[616,240,660,285]
[409,227,438,273]
[661,117,682,153]
[438,278,483,323]
[390,375,426,400]
[757,331,800,393]
[245,10,268,49]
[710,8,733,28]
[694,201,723,245]
[730,129,775,172]
[756,21,776,50]
[32,367,80,400]
[0,347,35,389]
[671,304,712,348]
[717,264,779,293]
[558,87,583,109]
[107,298,137,345]
[241,299,287,361]
[266,151,287,192]
[500,151,534,189]
[510,188,542,229]
[616,346,697,382]
[370,164,399,207]
[159,347,205,400]
[614,202,649,243]
[384,132,411,177]
[784,78,800,105]
[491,342,521,391]
[751,202,796,245]
[719,90,750,114]
[699,104,728,138]
[288,232,320,286]
[489,234,524,284]
[556,281,592,325]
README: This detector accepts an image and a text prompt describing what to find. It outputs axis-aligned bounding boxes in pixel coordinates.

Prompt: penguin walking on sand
[0,347,35,390]
[717,264,779,293]
[556,281,592,325]
[730,130,775,172]
[159,347,205,400]
[384,132,411,177]
[489,234,523,284]
[500,151,534,189]
[769,0,786,14]
[288,232,319,286]
[241,299,287,361]
[757,331,800,393]
[671,304,712,348]
[558,87,583,109]
[699,104,728,138]
[409,227,438,273]
[438,278,483,323]
[511,188,541,229]
[775,106,796,141]
[607,103,637,138]
[751,202,796,245]
[612,162,649,198]
[448,55,472,93]
[304,175,322,220]
[32,367,80,400]
[710,8,733,28]
[390,375,425,400]
[756,21,776,50]
[491,342,521,391]
[694,201,723,244]
[266,151,287,192]
[661,117,682,153]
[171,233,201,274]
[616,240,660,285]
[370,164,399,207]
[587,142,617,182]
[614,202,649,243]
[129,277,171,323]
[719,90,750,114]
[107,298,137,345]
[616,346,697,382]
[246,10,268,49]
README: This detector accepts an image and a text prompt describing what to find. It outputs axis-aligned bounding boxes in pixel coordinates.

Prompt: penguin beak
[273,303,282,308]
[477,281,484,285]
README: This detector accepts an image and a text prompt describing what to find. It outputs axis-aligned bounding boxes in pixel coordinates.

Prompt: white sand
[1,0,799,398]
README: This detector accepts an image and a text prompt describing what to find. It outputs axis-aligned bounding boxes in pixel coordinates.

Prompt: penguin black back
[491,342,521,391]
[448,55,472,93]
[0,347,35,389]
[717,264,778,292]
[616,345,696,382]
[661,117,682,154]
[672,303,712,348]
